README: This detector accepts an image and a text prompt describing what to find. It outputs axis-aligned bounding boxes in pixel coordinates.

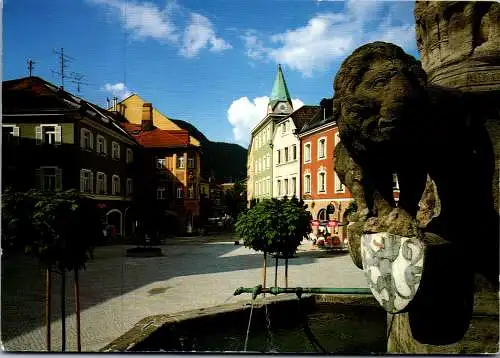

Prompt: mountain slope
[172,119,247,183]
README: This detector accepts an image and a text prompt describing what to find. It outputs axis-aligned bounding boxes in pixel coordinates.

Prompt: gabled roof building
[2,76,142,239]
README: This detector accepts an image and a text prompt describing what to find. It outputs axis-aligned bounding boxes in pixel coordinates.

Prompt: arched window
[317,208,327,221]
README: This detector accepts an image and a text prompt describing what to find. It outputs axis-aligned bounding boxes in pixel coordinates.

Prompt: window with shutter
[104,173,108,194]
[55,168,63,191]
[35,168,42,189]
[36,126,42,145]
[38,167,59,191]
[80,129,86,148]
[90,171,94,193]
[318,138,326,159]
[89,132,94,150]
[318,171,326,193]
[80,169,92,193]
[127,178,133,196]
[112,175,120,195]
[176,186,183,198]
[55,125,62,144]
[304,174,311,194]
[2,125,20,144]
[126,148,133,163]
[80,170,84,192]
[304,143,311,163]
[334,171,345,193]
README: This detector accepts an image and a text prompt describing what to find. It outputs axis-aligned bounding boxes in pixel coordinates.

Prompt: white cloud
[243,0,416,76]
[227,96,304,145]
[87,0,231,57]
[181,13,232,58]
[102,82,133,100]
[88,0,178,42]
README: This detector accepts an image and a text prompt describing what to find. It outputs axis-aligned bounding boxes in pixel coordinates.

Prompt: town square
[2,0,499,354]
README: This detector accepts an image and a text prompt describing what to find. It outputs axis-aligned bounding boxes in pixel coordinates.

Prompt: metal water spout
[234,286,371,299]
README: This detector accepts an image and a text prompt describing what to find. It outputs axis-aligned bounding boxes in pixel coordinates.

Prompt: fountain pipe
[234,286,371,298]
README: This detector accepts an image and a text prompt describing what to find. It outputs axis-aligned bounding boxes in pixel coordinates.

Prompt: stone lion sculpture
[332,41,499,344]
[333,42,498,280]
[332,42,429,268]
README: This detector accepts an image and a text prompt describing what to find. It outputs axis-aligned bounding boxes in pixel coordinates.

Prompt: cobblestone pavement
[1,234,367,352]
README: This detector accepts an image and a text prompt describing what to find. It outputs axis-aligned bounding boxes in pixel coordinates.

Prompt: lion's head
[332,42,427,164]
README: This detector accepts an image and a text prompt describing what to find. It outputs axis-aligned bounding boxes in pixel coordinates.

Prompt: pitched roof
[299,107,335,134]
[121,122,190,148]
[269,64,292,108]
[3,76,82,112]
[3,76,139,143]
[281,105,321,131]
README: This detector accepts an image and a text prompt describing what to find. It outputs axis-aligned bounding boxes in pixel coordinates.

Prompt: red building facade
[299,117,352,225]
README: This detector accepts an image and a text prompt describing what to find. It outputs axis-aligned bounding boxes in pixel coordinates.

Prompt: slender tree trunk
[274,256,278,287]
[285,257,289,288]
[262,252,267,288]
[45,268,52,352]
[74,267,81,352]
[61,270,66,351]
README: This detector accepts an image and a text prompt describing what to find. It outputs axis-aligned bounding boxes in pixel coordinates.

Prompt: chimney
[141,103,154,131]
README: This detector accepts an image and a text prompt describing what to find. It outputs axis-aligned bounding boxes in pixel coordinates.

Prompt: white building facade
[272,116,300,198]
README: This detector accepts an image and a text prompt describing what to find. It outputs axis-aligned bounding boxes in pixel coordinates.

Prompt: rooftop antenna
[51,47,74,89]
[27,59,36,77]
[69,72,89,93]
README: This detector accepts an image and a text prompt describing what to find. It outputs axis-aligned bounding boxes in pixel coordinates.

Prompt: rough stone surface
[387,291,499,354]
[415,2,500,91]
[331,1,500,352]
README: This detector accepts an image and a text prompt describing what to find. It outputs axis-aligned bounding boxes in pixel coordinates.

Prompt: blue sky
[3,0,418,146]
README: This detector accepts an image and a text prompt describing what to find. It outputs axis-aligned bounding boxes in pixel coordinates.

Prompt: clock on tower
[276,102,289,113]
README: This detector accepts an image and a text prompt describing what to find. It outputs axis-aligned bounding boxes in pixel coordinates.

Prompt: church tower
[267,64,293,115]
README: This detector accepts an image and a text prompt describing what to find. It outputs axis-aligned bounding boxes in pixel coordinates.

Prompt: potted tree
[235,196,310,288]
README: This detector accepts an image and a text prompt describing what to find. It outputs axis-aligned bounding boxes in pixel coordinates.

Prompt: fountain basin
[102,294,387,353]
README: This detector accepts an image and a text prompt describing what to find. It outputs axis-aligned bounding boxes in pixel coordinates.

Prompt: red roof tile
[122,122,190,148]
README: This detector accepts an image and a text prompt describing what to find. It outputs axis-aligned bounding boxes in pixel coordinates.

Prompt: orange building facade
[299,120,353,225]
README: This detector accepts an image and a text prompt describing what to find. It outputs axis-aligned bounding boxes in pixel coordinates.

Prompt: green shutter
[55,168,63,191]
